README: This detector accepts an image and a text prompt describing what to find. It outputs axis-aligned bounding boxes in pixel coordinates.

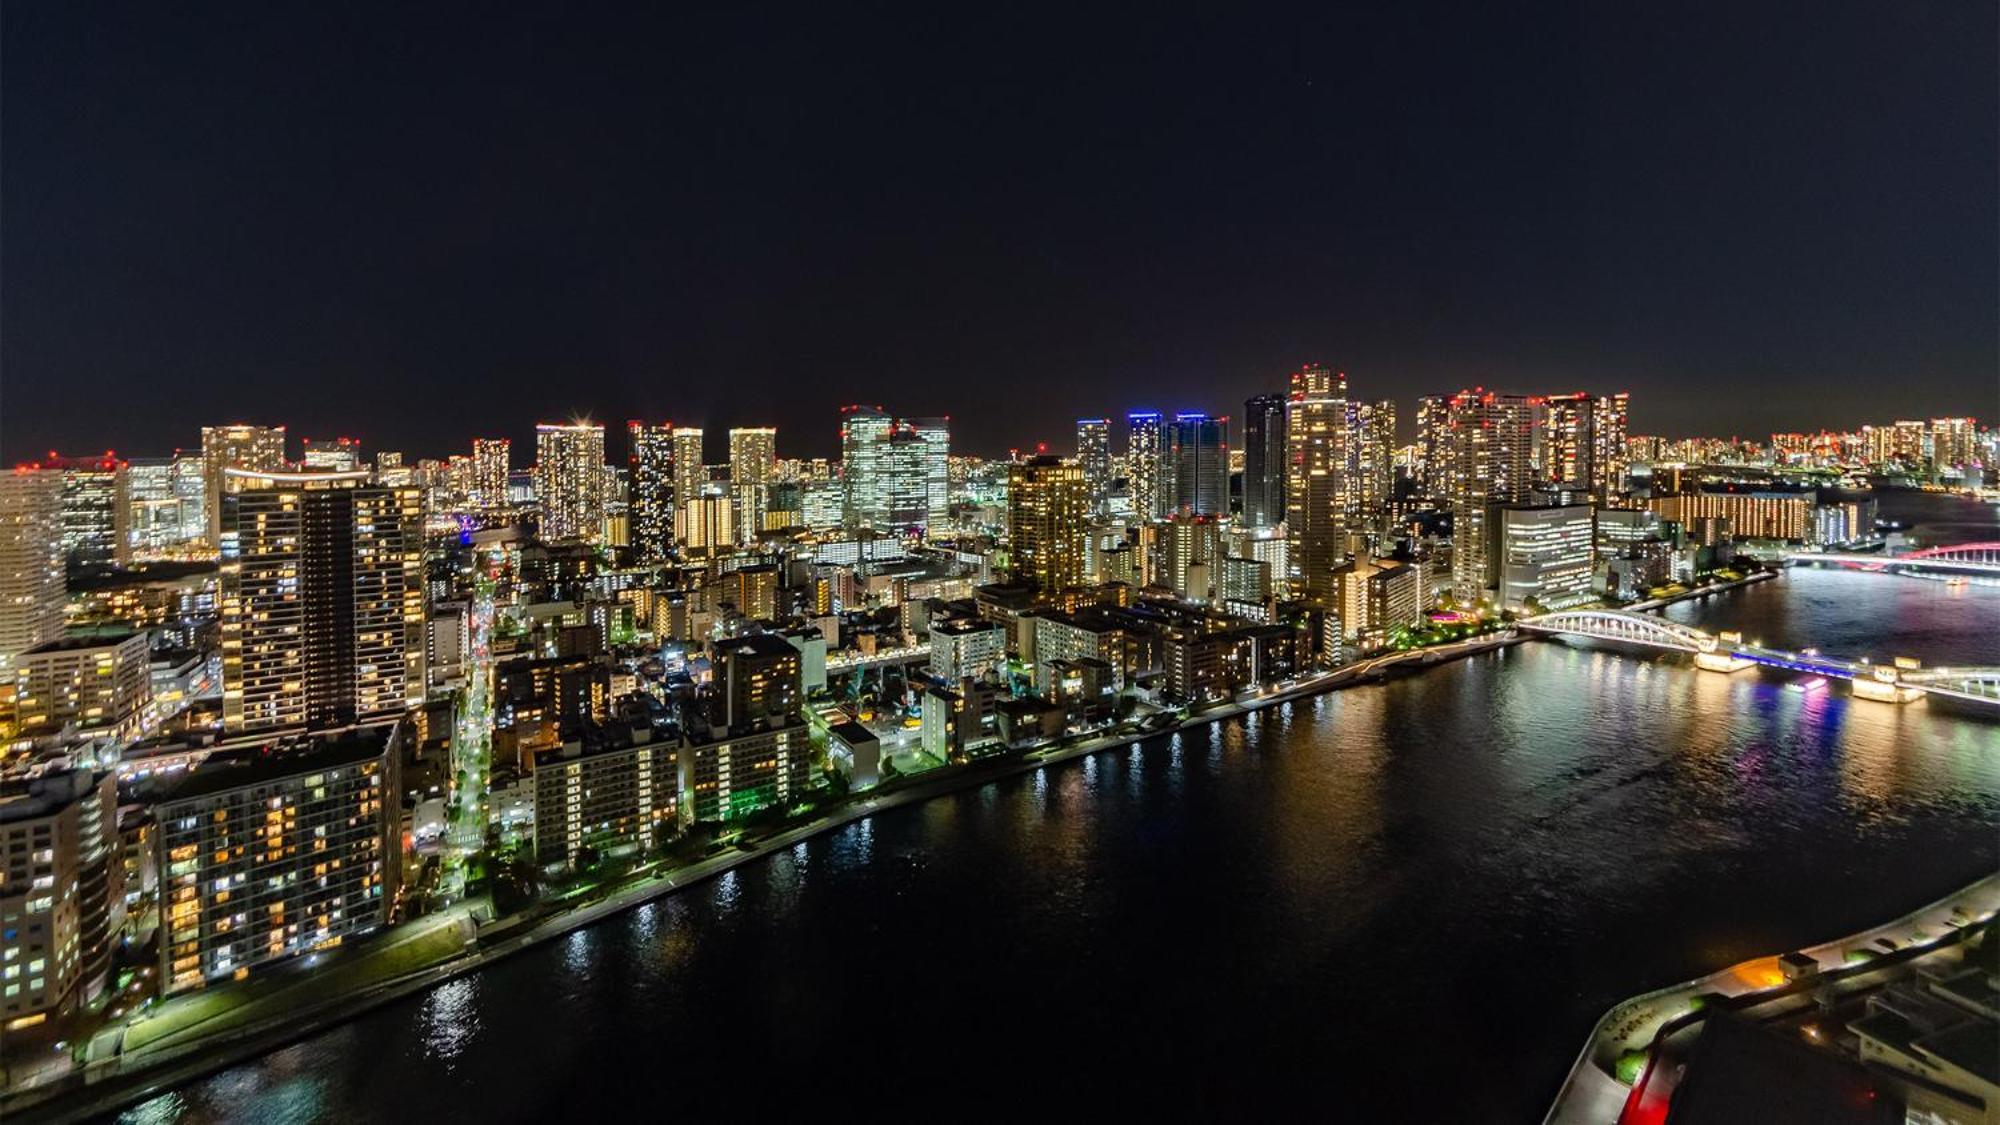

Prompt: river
[120,529,1999,1122]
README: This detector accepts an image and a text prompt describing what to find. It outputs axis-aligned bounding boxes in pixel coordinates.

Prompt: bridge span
[1518,609,1999,707]
[1783,541,2000,579]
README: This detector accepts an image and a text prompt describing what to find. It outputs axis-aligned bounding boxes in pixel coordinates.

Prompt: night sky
[3,3,1993,463]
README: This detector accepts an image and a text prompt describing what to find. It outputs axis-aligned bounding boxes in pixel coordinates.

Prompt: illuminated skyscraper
[1285,364,1349,605]
[1443,390,1537,602]
[200,424,288,545]
[33,453,131,567]
[0,469,66,664]
[1007,455,1089,594]
[301,437,362,472]
[1593,393,1630,494]
[1355,400,1397,536]
[534,422,607,544]
[1415,394,1449,500]
[907,417,950,529]
[472,438,512,512]
[1076,418,1112,514]
[1125,411,1165,522]
[1166,413,1229,517]
[220,470,425,734]
[729,427,778,544]
[625,422,674,560]
[840,405,892,529]
[1542,393,1595,492]
[670,427,706,540]
[1241,394,1286,529]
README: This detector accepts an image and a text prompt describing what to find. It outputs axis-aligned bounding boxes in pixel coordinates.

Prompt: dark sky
[3,3,1994,463]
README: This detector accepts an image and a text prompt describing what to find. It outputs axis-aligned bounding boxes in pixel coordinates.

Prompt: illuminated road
[441,578,497,900]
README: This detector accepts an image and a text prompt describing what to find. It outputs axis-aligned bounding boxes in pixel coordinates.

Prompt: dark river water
[120,499,2000,1124]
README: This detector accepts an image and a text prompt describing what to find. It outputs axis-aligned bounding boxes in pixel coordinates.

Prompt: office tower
[471,438,511,512]
[1497,503,1595,611]
[534,422,607,544]
[1076,419,1113,514]
[728,427,778,545]
[153,729,399,992]
[125,457,182,559]
[0,470,66,664]
[220,470,425,735]
[1355,400,1397,533]
[32,453,131,568]
[877,424,934,531]
[1415,394,1449,501]
[0,769,124,1025]
[200,424,288,545]
[1241,394,1287,528]
[907,417,951,529]
[301,437,362,472]
[1593,393,1630,494]
[1286,364,1350,605]
[1007,455,1090,594]
[1443,390,1537,602]
[839,405,892,529]
[13,631,153,742]
[1125,411,1166,521]
[1166,413,1229,517]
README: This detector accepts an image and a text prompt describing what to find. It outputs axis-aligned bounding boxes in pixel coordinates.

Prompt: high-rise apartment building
[671,427,706,539]
[0,470,66,665]
[471,438,511,512]
[1241,394,1287,528]
[534,423,607,544]
[0,769,124,1027]
[1593,393,1630,494]
[1076,418,1112,514]
[153,730,399,992]
[201,424,288,546]
[728,427,778,544]
[1166,413,1229,517]
[1443,390,1537,602]
[12,632,153,742]
[624,423,673,559]
[220,470,425,735]
[1544,393,1627,495]
[1354,400,1397,535]
[1415,394,1449,501]
[1125,412,1166,522]
[1007,455,1089,594]
[1285,364,1349,605]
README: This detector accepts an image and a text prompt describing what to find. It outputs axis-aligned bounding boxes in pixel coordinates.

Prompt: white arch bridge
[1519,610,2000,707]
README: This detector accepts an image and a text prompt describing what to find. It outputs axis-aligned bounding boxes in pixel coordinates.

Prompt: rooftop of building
[0,768,109,823]
[827,720,877,745]
[19,631,143,656]
[142,726,395,805]
[1665,1012,1898,1125]
[932,616,1003,636]
[714,632,801,660]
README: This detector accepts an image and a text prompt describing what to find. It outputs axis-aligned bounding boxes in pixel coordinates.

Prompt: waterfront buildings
[0,769,124,1029]
[0,471,66,665]
[219,470,425,735]
[1336,556,1424,646]
[1496,503,1596,611]
[929,617,1006,683]
[1241,393,1287,529]
[1006,455,1090,594]
[1442,389,1537,602]
[1286,364,1350,605]
[1648,487,1813,543]
[533,423,608,544]
[532,725,678,868]
[151,728,400,992]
